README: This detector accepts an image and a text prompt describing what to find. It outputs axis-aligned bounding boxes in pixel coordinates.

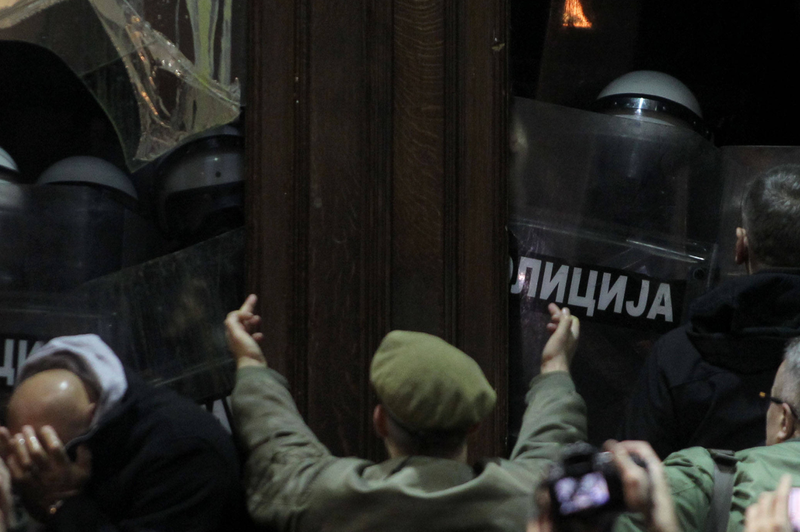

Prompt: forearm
[232,366,335,526]
[615,448,714,532]
[614,500,679,532]
[232,367,330,456]
[509,372,587,468]
[648,496,680,532]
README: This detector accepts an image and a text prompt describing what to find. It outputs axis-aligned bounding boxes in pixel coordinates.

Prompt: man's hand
[745,475,793,532]
[0,425,91,521]
[605,440,678,532]
[225,294,267,369]
[540,304,580,374]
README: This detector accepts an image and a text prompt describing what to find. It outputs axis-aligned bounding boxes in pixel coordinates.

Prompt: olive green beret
[370,330,497,431]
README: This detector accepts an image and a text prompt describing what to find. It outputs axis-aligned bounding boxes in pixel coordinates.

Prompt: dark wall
[510,0,800,146]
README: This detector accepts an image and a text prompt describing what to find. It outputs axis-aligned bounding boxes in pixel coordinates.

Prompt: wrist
[540,357,569,374]
[236,358,267,370]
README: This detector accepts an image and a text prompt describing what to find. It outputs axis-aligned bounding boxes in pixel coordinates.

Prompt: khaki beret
[370,330,497,432]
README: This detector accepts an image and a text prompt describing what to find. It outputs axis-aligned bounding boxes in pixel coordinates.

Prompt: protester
[528,440,678,532]
[0,334,250,531]
[615,337,800,532]
[227,296,583,531]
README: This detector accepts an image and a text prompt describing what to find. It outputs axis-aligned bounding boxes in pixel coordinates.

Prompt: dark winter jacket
[43,371,250,532]
[618,270,800,458]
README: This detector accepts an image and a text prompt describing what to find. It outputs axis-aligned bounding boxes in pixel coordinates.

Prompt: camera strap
[705,450,738,532]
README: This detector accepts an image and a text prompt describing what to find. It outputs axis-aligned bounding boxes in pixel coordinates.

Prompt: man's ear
[777,403,797,444]
[373,405,389,439]
[735,227,749,265]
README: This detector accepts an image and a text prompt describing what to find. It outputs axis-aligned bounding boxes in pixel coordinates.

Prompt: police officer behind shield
[620,164,800,457]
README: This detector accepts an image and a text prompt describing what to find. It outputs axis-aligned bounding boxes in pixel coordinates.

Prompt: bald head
[7,369,96,444]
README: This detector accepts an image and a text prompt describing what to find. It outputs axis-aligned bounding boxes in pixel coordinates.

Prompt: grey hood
[19,334,128,429]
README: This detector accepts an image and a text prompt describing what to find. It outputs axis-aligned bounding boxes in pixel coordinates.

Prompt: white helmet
[37,156,139,206]
[156,125,244,244]
[0,146,20,184]
[595,71,710,139]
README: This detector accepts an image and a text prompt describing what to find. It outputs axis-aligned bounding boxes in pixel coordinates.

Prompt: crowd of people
[0,164,799,531]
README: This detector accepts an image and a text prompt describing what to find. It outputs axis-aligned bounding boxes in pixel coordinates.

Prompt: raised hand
[540,304,580,374]
[225,294,267,369]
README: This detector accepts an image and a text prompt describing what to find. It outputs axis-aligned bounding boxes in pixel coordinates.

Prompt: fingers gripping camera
[548,442,648,519]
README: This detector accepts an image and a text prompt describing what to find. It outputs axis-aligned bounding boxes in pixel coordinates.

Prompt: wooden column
[246,0,508,460]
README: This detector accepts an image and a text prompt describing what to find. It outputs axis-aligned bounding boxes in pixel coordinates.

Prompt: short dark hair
[783,338,800,409]
[742,165,800,268]
[18,351,102,402]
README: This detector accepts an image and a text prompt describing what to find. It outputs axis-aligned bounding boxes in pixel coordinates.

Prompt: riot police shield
[509,97,720,445]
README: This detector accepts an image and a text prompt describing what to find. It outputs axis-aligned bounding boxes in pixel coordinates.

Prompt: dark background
[510,0,800,146]
[0,42,129,181]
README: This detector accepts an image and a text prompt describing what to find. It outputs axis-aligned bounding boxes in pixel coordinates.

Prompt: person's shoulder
[121,373,236,452]
[738,440,800,462]
[661,446,718,493]
[663,446,715,468]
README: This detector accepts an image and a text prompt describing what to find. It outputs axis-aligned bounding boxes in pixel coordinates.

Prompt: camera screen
[788,488,800,531]
[554,472,611,515]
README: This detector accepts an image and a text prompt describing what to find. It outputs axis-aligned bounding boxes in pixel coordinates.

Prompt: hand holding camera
[606,440,678,532]
[543,440,678,532]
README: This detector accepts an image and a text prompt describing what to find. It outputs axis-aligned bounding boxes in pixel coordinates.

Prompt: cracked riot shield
[0,181,245,411]
[509,98,721,446]
[0,0,246,411]
[0,0,245,170]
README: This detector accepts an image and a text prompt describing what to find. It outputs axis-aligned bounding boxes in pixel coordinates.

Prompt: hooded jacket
[618,271,800,458]
[14,334,250,532]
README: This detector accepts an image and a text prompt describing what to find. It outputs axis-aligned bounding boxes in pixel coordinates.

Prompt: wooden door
[245,0,509,461]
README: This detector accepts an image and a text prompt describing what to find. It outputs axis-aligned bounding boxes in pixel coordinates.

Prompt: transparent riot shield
[509,98,720,446]
[0,0,246,415]
[0,181,244,410]
[0,0,245,170]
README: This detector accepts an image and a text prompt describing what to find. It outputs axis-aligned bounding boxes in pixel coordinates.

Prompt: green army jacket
[614,439,800,532]
[231,368,587,532]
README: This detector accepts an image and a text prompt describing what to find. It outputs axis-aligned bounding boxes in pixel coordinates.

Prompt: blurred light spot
[562,0,592,28]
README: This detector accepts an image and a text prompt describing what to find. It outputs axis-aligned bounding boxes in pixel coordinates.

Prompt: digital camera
[547,442,645,519]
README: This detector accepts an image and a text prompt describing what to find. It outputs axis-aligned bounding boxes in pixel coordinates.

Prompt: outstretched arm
[510,305,586,468]
[227,295,336,529]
